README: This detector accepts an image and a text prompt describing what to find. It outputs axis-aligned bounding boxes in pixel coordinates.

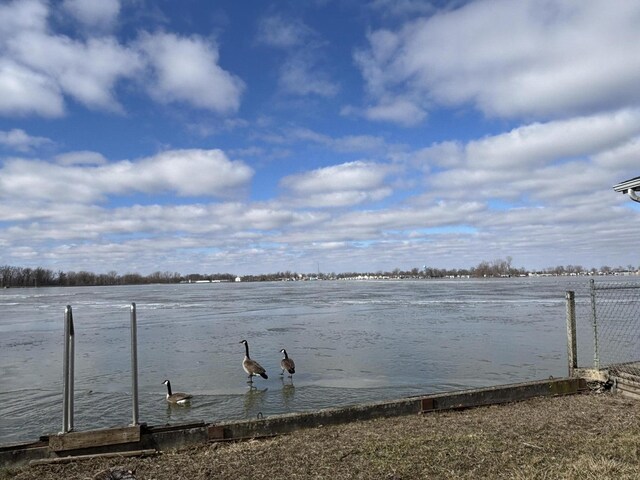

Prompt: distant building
[235,276,242,282]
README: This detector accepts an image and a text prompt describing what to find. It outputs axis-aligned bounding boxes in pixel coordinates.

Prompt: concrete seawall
[0,377,586,469]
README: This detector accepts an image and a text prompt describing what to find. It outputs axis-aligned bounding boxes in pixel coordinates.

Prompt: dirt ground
[2,390,640,480]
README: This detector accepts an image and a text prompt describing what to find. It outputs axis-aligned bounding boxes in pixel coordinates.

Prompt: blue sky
[0,0,639,275]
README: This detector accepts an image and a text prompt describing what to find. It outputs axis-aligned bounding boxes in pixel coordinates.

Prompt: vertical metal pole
[565,291,577,376]
[130,302,139,426]
[69,314,74,432]
[62,307,69,433]
[590,279,600,370]
[62,305,75,433]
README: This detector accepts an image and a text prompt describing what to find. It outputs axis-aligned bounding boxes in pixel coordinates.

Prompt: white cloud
[0,129,52,152]
[0,0,138,115]
[62,0,120,31]
[10,32,141,111]
[298,189,393,208]
[593,138,640,170]
[363,97,426,126]
[280,161,393,207]
[124,149,253,197]
[410,141,463,170]
[0,0,48,38]
[354,29,400,98]
[0,0,244,117]
[465,109,640,168]
[418,109,640,205]
[0,149,254,204]
[282,161,388,194]
[0,59,64,117]
[54,150,108,165]
[136,32,244,113]
[279,53,339,97]
[356,0,640,121]
[334,201,483,233]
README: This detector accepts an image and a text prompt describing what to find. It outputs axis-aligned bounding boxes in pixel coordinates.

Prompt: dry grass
[3,391,640,480]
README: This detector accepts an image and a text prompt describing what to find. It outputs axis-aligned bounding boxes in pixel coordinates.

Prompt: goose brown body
[240,339,268,382]
[280,348,296,376]
[162,379,192,404]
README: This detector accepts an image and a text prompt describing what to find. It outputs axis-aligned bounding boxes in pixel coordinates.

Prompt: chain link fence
[585,279,640,377]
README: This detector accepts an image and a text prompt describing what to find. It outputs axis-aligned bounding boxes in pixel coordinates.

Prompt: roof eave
[613,175,640,193]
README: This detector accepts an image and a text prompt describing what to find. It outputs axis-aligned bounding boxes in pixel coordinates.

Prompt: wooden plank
[49,426,141,452]
[30,449,156,466]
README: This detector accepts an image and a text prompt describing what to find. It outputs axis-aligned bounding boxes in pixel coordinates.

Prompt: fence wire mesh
[588,279,640,377]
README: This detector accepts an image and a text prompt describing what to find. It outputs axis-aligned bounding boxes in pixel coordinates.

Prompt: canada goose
[162,379,192,404]
[279,348,296,377]
[240,339,268,383]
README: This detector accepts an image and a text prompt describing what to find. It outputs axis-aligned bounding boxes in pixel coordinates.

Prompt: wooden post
[566,291,577,376]
[49,425,141,451]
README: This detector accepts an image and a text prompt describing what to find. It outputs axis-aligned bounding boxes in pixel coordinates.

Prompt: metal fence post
[130,302,139,426]
[589,279,600,370]
[565,291,577,376]
[62,305,75,433]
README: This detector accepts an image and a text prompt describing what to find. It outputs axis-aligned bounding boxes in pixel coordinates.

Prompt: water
[0,277,594,445]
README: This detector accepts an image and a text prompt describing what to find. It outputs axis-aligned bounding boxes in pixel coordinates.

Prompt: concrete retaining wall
[0,377,586,469]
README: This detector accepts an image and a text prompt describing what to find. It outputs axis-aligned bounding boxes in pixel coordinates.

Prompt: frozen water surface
[0,277,600,444]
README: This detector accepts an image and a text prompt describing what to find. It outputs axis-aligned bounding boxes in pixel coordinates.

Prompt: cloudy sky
[0,0,639,276]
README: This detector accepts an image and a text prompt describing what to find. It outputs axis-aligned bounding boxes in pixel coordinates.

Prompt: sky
[0,0,639,276]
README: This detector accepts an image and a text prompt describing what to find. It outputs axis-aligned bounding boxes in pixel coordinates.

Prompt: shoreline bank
[2,390,638,479]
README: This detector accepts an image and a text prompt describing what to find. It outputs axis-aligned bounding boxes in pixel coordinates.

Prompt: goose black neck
[282,349,289,359]
[165,381,172,396]
[244,341,250,358]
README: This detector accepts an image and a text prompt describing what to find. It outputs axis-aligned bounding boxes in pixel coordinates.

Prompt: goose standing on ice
[240,339,268,383]
[279,348,296,378]
[162,379,192,405]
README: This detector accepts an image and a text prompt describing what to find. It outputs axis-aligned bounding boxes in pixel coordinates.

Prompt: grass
[2,390,640,479]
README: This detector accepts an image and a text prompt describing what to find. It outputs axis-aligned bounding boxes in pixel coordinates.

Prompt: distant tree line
[1,259,638,288]
[0,265,236,288]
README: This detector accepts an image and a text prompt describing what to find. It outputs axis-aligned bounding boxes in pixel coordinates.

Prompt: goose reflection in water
[165,401,192,422]
[281,381,295,409]
[243,386,268,417]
